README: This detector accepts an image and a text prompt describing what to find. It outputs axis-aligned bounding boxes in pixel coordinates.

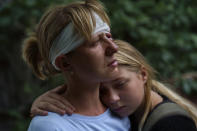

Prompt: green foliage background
[0,0,197,130]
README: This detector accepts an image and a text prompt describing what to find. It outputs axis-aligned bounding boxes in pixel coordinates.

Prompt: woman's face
[69,32,119,82]
[100,67,147,117]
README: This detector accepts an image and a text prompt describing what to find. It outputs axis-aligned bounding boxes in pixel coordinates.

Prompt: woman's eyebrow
[90,35,100,43]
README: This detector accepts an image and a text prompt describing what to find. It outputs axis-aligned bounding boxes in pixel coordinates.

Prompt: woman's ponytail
[22,34,46,80]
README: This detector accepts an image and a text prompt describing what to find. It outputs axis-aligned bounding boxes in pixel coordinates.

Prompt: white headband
[49,12,110,70]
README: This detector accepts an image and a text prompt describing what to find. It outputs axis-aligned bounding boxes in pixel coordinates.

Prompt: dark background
[0,0,197,130]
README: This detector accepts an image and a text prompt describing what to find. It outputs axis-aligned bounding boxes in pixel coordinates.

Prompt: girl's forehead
[102,75,125,86]
[102,67,135,84]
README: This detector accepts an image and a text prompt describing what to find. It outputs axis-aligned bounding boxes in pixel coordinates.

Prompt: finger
[41,102,69,115]
[50,85,67,94]
[36,91,75,113]
[42,97,74,113]
[48,93,75,111]
[31,108,48,117]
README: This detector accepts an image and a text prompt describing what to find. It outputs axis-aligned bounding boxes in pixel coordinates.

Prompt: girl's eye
[114,81,126,89]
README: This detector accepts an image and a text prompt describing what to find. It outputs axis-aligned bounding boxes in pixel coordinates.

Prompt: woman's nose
[105,40,118,56]
[101,33,118,56]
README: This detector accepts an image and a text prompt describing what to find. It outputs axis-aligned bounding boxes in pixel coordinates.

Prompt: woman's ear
[140,66,148,83]
[55,55,71,71]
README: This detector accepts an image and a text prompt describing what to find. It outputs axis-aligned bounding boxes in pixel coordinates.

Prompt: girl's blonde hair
[22,0,110,80]
[114,40,197,130]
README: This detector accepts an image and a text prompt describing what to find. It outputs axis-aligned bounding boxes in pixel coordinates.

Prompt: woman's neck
[63,79,106,116]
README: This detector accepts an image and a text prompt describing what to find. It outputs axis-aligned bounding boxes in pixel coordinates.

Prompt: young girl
[31,40,197,131]
[23,0,130,131]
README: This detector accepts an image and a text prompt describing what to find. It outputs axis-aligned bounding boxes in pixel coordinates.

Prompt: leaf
[182,80,191,95]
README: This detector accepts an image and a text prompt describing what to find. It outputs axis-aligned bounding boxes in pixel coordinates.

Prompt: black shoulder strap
[142,102,191,131]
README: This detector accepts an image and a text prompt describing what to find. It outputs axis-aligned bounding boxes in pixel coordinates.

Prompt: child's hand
[30,85,75,117]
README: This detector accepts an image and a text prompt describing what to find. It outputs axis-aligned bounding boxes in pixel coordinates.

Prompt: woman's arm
[30,85,75,117]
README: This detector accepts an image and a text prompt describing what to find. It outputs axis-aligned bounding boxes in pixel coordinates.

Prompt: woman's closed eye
[89,36,101,47]
[92,39,100,46]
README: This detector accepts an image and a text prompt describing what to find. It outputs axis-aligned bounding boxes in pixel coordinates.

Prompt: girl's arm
[30,85,75,117]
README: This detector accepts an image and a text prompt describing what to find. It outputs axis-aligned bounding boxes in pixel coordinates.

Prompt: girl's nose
[108,91,120,105]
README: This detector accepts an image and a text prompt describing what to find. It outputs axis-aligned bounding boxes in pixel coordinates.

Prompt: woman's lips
[108,60,118,67]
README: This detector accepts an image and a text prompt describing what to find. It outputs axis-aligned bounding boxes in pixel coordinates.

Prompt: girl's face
[69,32,119,82]
[100,67,147,117]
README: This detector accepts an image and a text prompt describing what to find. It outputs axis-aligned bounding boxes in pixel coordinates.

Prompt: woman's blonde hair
[114,40,197,130]
[22,0,110,80]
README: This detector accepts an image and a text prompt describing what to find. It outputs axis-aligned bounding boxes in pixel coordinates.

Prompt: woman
[23,0,130,131]
[31,40,197,131]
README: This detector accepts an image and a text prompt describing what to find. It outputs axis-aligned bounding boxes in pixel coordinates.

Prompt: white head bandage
[49,12,110,70]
